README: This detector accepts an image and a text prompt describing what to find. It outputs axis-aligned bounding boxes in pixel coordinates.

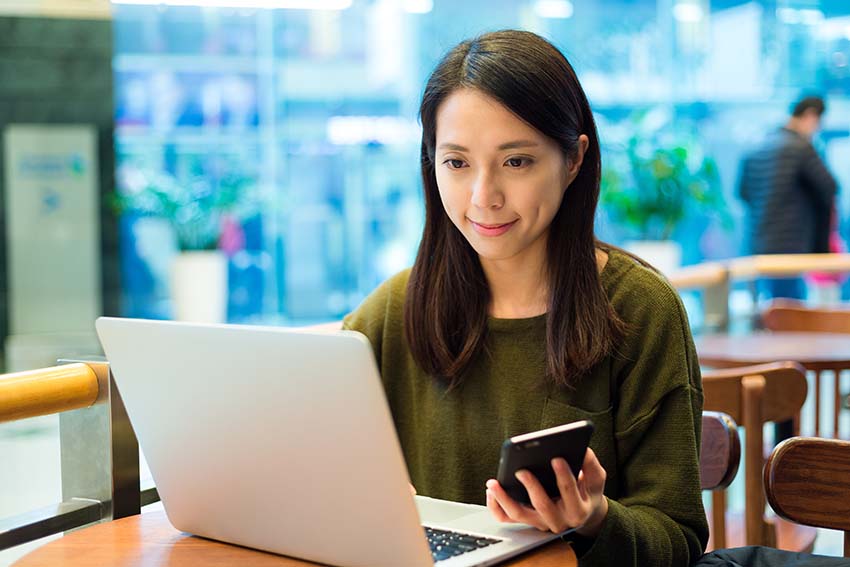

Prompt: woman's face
[434,88,586,266]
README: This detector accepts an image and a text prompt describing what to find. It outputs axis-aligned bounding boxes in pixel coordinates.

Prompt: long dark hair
[404,30,625,386]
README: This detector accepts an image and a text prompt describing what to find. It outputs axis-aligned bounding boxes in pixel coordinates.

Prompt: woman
[343,30,707,566]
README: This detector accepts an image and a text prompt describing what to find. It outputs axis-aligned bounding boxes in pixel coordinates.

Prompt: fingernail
[515,470,528,480]
[485,479,497,489]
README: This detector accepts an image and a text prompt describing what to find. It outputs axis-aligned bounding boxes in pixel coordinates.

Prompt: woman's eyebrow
[437,140,540,152]
[497,140,539,150]
[437,143,468,151]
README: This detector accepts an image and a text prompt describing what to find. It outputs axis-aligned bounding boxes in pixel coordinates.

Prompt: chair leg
[743,375,768,546]
[835,370,841,439]
[712,491,726,550]
[815,370,822,437]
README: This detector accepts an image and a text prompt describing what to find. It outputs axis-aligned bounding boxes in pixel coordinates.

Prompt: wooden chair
[762,299,850,438]
[700,411,741,550]
[765,437,850,557]
[702,361,816,551]
[762,299,850,334]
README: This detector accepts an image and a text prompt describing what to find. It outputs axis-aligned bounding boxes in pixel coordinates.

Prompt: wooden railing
[0,363,99,423]
[666,253,850,331]
[667,261,729,291]
[667,261,731,331]
[729,253,850,280]
[0,359,157,552]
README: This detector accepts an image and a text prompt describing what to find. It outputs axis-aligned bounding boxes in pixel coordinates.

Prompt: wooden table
[13,506,577,567]
[696,331,850,437]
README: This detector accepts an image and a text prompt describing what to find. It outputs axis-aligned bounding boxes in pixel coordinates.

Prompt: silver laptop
[95,317,561,567]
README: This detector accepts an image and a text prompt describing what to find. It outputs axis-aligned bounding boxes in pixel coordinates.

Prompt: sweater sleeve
[574,272,708,566]
[341,269,411,371]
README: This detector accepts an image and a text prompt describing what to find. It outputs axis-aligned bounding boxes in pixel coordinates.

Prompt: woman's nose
[470,171,504,209]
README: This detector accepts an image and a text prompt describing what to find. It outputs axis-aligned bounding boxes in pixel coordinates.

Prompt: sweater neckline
[486,248,625,332]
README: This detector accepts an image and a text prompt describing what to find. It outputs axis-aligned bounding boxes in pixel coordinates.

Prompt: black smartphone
[496,420,594,506]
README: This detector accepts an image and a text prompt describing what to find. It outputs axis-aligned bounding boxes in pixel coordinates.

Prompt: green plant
[113,165,258,251]
[600,112,728,241]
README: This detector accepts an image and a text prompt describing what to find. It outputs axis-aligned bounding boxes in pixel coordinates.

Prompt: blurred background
[105,0,850,331]
[105,0,850,325]
[3,0,850,562]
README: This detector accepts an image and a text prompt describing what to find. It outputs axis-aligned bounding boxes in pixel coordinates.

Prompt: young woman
[343,30,707,566]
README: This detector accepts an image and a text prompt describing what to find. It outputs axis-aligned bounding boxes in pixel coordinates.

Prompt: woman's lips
[469,219,518,237]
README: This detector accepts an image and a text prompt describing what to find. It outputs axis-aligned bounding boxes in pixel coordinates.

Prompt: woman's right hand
[410,484,417,496]
[485,448,609,536]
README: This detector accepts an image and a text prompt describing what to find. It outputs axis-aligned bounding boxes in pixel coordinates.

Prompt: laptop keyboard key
[424,526,502,562]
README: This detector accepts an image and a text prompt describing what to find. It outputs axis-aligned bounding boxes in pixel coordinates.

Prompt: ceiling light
[533,0,573,19]
[673,2,703,23]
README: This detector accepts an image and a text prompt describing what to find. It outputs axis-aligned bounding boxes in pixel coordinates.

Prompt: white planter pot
[170,251,228,323]
[623,240,682,275]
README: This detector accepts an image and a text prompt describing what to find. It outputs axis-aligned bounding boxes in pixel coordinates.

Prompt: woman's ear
[563,134,590,187]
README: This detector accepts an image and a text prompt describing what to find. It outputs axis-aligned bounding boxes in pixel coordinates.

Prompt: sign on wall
[3,125,101,335]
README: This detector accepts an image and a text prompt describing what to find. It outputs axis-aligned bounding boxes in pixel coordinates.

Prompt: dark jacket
[739,127,837,254]
[697,546,850,566]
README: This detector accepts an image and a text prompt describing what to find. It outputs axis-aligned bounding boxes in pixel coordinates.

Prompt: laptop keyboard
[424,526,502,562]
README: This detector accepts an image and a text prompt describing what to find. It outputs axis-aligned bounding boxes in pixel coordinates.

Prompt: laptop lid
[95,317,433,567]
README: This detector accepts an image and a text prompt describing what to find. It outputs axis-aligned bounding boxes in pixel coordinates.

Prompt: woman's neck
[480,235,549,319]
[483,263,549,319]
[481,247,609,319]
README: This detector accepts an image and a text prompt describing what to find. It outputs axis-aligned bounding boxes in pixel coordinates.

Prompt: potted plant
[113,164,258,323]
[600,111,728,273]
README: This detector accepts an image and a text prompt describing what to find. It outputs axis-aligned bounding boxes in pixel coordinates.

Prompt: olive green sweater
[343,250,708,566]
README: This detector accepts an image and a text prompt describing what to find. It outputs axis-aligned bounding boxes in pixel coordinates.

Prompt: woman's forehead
[434,89,549,149]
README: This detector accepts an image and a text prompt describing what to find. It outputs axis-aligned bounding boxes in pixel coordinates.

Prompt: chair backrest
[761,299,850,438]
[762,299,850,334]
[700,411,740,491]
[702,361,808,426]
[698,411,742,551]
[702,361,808,548]
[765,437,850,557]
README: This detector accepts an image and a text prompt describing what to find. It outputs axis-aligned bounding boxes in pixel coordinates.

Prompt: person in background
[344,30,708,566]
[738,95,838,444]
[738,95,839,301]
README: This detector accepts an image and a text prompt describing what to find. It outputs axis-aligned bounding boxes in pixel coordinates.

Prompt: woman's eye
[505,157,531,168]
[444,159,466,169]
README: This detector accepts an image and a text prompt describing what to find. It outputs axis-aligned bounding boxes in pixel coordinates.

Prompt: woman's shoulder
[373,268,412,306]
[601,249,701,396]
[342,268,411,333]
[601,248,688,326]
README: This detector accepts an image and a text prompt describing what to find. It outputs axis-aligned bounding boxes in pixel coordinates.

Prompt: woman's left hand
[485,448,608,537]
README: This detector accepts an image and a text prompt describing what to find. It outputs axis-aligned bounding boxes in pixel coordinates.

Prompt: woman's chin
[466,242,522,263]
